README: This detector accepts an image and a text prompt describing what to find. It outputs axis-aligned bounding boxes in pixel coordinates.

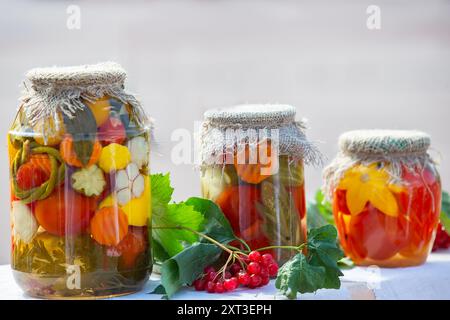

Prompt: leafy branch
[150,174,345,299]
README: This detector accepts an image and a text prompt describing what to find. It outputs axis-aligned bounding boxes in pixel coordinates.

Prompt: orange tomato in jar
[90,206,129,246]
[60,135,102,168]
[234,141,275,184]
[34,187,97,236]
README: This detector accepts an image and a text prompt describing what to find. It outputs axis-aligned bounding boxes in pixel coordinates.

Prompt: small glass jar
[324,130,441,267]
[200,105,320,264]
[9,63,152,298]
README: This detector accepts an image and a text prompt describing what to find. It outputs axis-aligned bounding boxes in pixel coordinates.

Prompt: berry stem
[153,225,234,255]
[254,243,306,252]
[220,253,233,279]
[235,237,251,252]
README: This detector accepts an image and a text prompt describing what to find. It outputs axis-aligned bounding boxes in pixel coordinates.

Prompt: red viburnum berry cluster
[432,223,450,251]
[192,251,279,294]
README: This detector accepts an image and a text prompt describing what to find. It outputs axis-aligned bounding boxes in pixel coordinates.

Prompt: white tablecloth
[1,251,449,300]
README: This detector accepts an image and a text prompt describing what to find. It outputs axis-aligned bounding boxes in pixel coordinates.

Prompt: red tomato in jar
[117,226,148,269]
[215,185,261,236]
[289,186,307,219]
[34,187,97,236]
[397,166,441,258]
[333,190,367,260]
[16,162,49,190]
[334,189,352,216]
[98,116,126,145]
[349,205,404,261]
[215,185,273,251]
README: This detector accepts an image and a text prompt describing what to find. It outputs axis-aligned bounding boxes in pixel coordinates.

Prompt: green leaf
[152,193,238,298]
[185,197,236,244]
[153,202,204,257]
[62,105,97,166]
[161,243,222,298]
[275,253,325,299]
[440,191,450,234]
[152,237,171,262]
[149,284,167,295]
[307,225,344,289]
[307,190,335,229]
[151,173,174,208]
[151,173,204,261]
[337,256,355,269]
[275,225,344,299]
[307,203,328,230]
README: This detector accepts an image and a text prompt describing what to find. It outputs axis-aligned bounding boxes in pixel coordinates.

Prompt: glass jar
[200,105,320,264]
[324,130,441,267]
[9,63,152,298]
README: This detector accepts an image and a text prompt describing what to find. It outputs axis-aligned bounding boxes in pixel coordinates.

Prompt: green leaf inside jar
[62,105,98,166]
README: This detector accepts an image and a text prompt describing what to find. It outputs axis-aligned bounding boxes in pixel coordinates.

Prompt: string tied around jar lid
[322,129,437,198]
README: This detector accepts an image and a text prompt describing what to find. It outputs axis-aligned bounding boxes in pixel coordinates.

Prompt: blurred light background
[0,0,449,263]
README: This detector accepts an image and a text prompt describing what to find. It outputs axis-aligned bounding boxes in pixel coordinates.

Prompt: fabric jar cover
[200,104,322,166]
[19,62,150,134]
[323,129,436,197]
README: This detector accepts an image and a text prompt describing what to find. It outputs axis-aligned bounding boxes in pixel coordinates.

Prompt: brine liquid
[9,96,152,298]
[201,156,307,264]
[333,164,441,267]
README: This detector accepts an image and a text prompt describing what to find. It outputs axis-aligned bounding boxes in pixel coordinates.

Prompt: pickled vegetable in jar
[323,130,441,267]
[200,105,322,264]
[9,63,152,298]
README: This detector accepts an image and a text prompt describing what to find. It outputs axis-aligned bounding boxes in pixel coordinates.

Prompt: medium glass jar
[9,63,152,298]
[324,130,441,267]
[200,105,320,264]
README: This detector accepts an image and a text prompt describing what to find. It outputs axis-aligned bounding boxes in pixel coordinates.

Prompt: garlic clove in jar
[132,174,145,198]
[12,201,38,243]
[127,136,149,169]
[115,162,145,205]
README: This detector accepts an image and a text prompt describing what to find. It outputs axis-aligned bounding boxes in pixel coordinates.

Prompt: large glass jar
[9,63,152,298]
[324,130,441,267]
[200,105,320,264]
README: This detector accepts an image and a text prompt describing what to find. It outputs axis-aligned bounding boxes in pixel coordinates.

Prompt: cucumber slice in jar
[267,156,304,187]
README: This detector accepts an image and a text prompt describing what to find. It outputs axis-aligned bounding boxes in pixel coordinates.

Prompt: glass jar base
[350,252,429,268]
[13,268,150,299]
[26,288,144,300]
